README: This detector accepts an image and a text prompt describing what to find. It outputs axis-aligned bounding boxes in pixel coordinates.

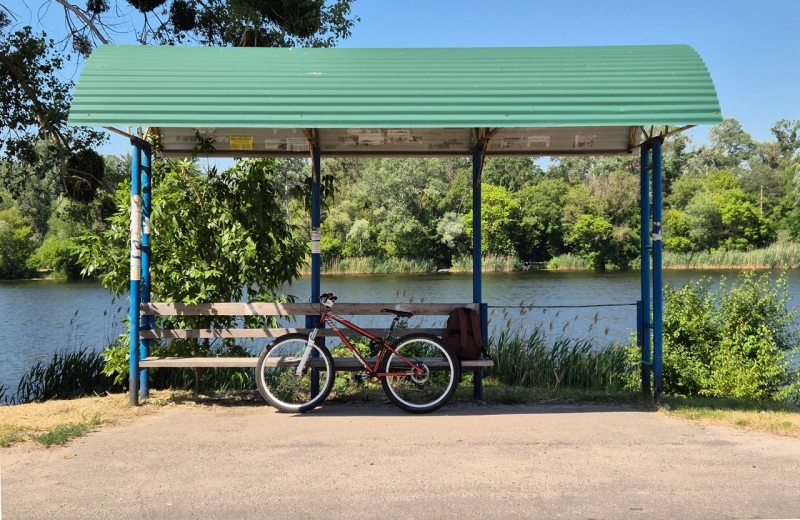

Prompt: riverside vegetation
[4,119,800,279]
[2,271,798,445]
[3,1,798,445]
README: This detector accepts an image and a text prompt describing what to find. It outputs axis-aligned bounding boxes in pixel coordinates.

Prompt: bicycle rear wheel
[256,333,335,413]
[379,333,460,414]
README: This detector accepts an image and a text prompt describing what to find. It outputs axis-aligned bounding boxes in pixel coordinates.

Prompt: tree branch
[54,0,109,44]
[0,52,62,142]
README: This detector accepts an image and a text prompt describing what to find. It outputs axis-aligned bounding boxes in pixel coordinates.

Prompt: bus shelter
[68,45,722,403]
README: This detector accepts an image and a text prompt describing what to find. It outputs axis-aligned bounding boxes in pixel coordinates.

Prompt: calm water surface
[2,269,798,390]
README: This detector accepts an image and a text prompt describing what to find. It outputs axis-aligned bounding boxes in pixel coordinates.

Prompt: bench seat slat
[138,356,493,370]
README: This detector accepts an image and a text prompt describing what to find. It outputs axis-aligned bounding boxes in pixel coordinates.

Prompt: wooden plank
[141,302,303,316]
[140,357,257,368]
[139,356,493,370]
[140,302,478,316]
[140,328,447,340]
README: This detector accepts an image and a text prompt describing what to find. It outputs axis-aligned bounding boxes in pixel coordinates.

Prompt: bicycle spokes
[380,335,459,413]
[257,335,334,412]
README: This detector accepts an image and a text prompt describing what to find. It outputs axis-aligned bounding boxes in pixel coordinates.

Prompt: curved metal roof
[68,44,721,157]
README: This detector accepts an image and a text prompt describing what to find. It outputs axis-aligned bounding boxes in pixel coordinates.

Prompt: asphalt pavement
[2,402,799,519]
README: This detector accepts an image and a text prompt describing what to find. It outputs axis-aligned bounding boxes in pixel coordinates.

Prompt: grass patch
[0,424,26,447]
[662,395,800,437]
[30,415,100,447]
[0,390,187,448]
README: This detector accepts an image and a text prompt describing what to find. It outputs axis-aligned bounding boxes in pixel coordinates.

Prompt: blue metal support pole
[652,138,664,398]
[139,143,152,399]
[636,300,643,347]
[640,141,652,396]
[308,146,322,396]
[129,141,142,406]
[472,147,483,306]
[472,146,484,400]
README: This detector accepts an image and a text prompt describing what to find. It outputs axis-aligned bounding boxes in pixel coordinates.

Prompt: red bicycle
[255,293,460,413]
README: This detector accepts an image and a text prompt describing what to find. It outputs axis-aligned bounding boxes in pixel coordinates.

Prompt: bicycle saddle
[381,309,414,319]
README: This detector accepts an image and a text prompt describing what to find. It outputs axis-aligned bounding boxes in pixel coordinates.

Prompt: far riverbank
[315,242,800,275]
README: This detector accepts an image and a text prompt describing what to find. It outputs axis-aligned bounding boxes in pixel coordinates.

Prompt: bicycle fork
[296,323,321,376]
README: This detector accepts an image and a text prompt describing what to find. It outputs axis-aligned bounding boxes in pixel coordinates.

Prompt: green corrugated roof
[68,44,721,129]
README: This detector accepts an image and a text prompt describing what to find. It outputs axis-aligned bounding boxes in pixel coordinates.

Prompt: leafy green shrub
[660,272,799,401]
[28,236,82,278]
[101,335,258,392]
[78,158,307,393]
[0,206,35,279]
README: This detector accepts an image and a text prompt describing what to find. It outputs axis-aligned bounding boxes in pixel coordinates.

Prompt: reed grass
[550,242,800,270]
[321,256,437,274]
[311,241,800,274]
[451,254,524,272]
[661,242,800,269]
[319,254,525,274]
[486,328,628,390]
[546,254,592,270]
[13,347,121,404]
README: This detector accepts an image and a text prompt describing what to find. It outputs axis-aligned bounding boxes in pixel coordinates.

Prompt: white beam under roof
[154,126,641,158]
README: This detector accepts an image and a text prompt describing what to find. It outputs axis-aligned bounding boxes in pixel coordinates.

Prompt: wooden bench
[137,302,493,398]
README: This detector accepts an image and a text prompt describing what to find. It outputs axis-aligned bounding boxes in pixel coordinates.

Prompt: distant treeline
[1,118,799,279]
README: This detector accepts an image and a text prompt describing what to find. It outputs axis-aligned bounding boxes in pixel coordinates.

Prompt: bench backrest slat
[140,327,446,340]
[140,302,478,316]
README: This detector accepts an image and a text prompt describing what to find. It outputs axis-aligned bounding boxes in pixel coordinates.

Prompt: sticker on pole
[230,135,253,150]
[311,229,321,254]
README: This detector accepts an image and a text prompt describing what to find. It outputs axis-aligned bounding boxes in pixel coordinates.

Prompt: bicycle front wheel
[380,333,460,414]
[256,333,335,413]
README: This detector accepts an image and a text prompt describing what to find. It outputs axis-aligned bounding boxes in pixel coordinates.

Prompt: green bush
[28,236,82,278]
[659,271,799,401]
[101,335,258,392]
[0,207,35,279]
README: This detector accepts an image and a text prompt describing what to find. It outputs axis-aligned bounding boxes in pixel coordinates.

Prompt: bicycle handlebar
[319,293,338,307]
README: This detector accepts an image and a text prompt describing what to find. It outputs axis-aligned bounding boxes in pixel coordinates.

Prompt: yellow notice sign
[230,135,253,150]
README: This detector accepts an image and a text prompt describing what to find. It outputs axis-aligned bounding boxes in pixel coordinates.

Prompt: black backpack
[444,307,489,360]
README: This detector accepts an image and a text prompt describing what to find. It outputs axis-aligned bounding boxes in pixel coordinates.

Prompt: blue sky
[342,0,798,144]
[9,0,799,154]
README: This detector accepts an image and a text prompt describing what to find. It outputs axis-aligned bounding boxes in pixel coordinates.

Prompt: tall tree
[0,16,106,201]
[0,0,357,199]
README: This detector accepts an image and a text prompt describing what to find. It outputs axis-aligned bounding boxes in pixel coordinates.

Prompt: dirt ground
[2,402,799,519]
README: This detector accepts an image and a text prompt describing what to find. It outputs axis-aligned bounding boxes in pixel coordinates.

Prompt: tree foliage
[660,272,799,400]
[0,206,35,278]
[78,158,306,304]
[0,19,106,201]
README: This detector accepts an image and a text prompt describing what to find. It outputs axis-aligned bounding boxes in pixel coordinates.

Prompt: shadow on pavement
[159,391,654,417]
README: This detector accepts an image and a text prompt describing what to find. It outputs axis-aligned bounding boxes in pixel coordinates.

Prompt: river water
[2,269,798,390]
